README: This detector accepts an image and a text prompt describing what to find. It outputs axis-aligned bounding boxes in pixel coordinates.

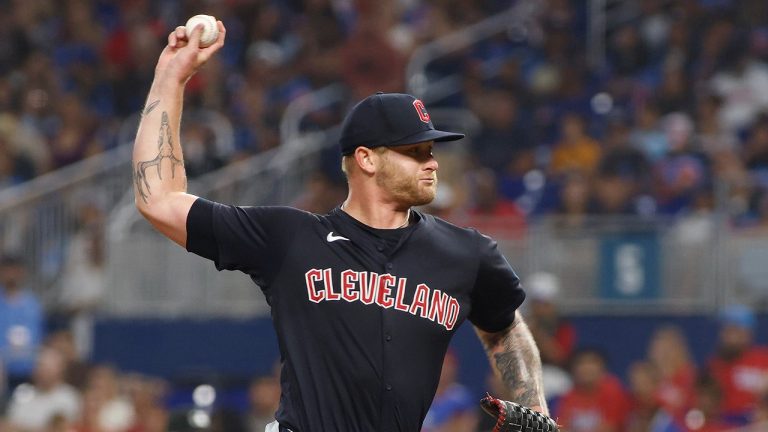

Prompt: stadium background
[0,0,767,431]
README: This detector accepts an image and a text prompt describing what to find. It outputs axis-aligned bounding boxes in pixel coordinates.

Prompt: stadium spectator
[124,374,168,432]
[179,122,226,178]
[0,135,36,189]
[710,43,768,134]
[5,346,81,430]
[524,272,574,403]
[421,350,477,432]
[555,349,631,432]
[48,94,102,170]
[56,195,106,360]
[752,391,768,428]
[73,365,134,432]
[0,254,43,389]
[695,94,737,158]
[525,272,575,368]
[469,89,532,174]
[44,414,71,432]
[677,374,733,432]
[630,102,668,163]
[291,170,348,215]
[452,168,526,237]
[625,361,677,432]
[592,170,641,215]
[647,325,698,417]
[600,116,652,188]
[549,113,602,177]
[655,67,694,115]
[653,112,710,214]
[707,304,768,425]
[743,114,768,172]
[341,3,406,100]
[44,330,89,391]
[554,171,591,228]
[244,373,280,432]
[607,24,650,77]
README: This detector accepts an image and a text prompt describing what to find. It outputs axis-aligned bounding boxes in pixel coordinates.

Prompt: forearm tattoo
[134,111,185,203]
[481,320,546,410]
[142,99,160,117]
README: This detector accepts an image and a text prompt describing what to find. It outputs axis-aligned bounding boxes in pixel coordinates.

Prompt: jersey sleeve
[185,197,302,284]
[467,232,526,332]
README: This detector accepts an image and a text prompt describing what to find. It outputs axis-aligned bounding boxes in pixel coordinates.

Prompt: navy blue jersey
[186,198,525,431]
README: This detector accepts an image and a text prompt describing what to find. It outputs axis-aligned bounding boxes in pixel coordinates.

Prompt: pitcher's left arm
[475,311,548,414]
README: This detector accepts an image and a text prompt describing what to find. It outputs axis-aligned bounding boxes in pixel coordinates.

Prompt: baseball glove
[480,393,560,432]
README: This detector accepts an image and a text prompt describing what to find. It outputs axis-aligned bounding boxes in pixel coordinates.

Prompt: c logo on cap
[412,99,430,123]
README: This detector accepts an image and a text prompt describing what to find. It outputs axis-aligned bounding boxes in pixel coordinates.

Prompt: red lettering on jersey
[445,297,460,330]
[409,284,430,318]
[393,278,409,312]
[324,268,339,301]
[340,270,360,302]
[360,272,378,305]
[413,99,430,123]
[376,274,396,308]
[305,268,325,303]
[428,289,448,325]
[306,268,461,331]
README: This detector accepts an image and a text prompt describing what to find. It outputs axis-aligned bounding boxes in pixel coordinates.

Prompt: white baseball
[185,14,219,48]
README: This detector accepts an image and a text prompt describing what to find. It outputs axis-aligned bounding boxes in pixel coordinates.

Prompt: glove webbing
[480,393,560,432]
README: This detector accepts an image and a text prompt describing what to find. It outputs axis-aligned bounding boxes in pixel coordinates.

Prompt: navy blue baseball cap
[339,92,465,155]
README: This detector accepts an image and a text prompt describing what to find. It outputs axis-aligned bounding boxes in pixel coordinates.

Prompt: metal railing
[103,134,336,317]
[0,145,134,297]
[103,207,768,317]
[279,84,347,145]
[102,83,351,317]
[0,109,236,302]
[405,0,543,103]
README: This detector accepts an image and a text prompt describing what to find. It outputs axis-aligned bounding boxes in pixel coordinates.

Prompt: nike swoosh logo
[327,232,350,242]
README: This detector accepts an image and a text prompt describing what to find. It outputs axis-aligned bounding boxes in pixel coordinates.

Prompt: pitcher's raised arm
[132,20,226,247]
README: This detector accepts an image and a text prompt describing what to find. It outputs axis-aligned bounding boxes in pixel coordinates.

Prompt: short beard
[376,155,436,207]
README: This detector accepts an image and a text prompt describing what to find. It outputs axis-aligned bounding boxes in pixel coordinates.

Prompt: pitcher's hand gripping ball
[185,14,219,47]
[480,393,560,432]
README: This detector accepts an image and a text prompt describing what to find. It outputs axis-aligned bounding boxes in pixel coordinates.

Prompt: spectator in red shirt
[750,391,768,429]
[525,272,576,368]
[625,361,678,432]
[524,272,575,402]
[556,349,631,432]
[707,305,768,425]
[673,374,734,432]
[452,168,527,238]
[647,325,697,416]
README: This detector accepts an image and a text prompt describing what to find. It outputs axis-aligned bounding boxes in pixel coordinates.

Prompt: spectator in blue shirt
[0,254,43,390]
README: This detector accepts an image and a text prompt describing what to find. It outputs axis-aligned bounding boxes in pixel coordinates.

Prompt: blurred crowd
[0,0,516,183]
[0,0,765,225]
[422,274,768,432]
[2,264,768,431]
[0,0,768,430]
[0,329,282,432]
